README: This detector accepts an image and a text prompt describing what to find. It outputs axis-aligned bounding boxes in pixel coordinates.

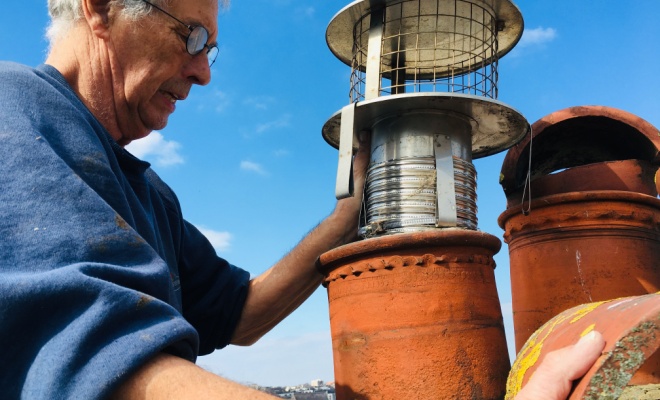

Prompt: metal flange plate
[321,92,530,159]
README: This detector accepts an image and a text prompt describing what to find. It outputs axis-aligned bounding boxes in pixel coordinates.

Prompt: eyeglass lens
[187,27,207,54]
[187,26,218,66]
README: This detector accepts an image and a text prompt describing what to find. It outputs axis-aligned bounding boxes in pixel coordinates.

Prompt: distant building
[259,381,334,399]
[291,393,329,400]
[310,379,324,388]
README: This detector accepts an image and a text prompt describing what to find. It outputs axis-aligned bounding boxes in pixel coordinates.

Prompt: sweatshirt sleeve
[0,62,223,399]
[178,220,250,354]
[144,169,251,354]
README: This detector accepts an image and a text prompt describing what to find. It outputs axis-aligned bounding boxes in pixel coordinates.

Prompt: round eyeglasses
[141,0,219,67]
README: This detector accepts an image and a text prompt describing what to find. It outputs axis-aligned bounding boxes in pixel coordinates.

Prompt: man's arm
[230,134,371,345]
[110,136,371,399]
[110,331,604,399]
[109,353,278,400]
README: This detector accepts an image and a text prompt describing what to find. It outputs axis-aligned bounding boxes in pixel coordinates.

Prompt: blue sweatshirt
[0,62,250,399]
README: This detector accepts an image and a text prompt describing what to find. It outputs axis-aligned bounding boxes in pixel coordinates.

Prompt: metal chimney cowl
[318,0,528,398]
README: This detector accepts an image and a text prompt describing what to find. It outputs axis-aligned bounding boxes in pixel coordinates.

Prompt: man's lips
[161,90,186,104]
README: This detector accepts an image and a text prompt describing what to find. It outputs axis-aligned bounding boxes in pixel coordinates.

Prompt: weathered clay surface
[319,230,510,400]
[499,191,660,352]
[619,384,660,399]
[500,105,660,203]
[506,293,660,400]
[498,106,660,362]
[504,159,658,208]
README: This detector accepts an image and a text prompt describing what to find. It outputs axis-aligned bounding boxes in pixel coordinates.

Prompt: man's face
[107,0,219,144]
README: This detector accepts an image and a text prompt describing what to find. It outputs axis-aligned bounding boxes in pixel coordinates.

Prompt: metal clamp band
[335,103,357,199]
[435,135,458,227]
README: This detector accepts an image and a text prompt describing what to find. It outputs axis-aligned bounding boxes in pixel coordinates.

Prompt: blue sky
[3,0,660,388]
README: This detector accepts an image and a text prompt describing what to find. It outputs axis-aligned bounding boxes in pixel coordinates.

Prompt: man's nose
[184,52,212,86]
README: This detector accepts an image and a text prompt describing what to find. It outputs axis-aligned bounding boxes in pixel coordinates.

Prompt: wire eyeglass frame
[141,0,219,67]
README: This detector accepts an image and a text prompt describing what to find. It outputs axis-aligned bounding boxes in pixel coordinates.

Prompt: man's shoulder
[0,62,89,123]
[0,62,63,103]
[0,61,35,74]
[0,61,45,85]
[0,61,110,159]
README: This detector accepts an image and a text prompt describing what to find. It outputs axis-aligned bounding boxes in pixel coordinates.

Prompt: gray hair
[46,0,155,43]
[46,0,228,44]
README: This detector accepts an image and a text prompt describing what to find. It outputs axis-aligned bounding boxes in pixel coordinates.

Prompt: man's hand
[330,131,371,243]
[515,331,606,400]
[229,133,372,346]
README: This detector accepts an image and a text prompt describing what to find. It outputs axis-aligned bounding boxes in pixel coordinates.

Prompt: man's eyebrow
[183,18,205,28]
[192,18,207,25]
[178,16,210,30]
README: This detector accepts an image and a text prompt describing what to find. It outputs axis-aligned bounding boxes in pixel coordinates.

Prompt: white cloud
[243,95,275,111]
[125,131,184,167]
[295,6,315,18]
[212,89,231,113]
[255,114,291,134]
[189,87,231,114]
[195,225,232,252]
[218,0,230,12]
[273,149,290,157]
[518,27,557,48]
[240,160,268,175]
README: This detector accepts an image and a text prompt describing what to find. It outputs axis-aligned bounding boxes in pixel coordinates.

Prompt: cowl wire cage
[349,0,501,102]
[322,0,529,238]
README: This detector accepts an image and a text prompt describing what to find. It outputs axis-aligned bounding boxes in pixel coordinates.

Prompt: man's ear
[80,0,113,39]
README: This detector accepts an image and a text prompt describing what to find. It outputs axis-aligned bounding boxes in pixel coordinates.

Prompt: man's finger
[515,331,605,400]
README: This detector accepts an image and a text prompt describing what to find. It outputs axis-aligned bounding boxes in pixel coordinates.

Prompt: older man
[0,0,603,398]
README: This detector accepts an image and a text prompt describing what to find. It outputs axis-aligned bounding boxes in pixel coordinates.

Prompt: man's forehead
[171,0,219,30]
